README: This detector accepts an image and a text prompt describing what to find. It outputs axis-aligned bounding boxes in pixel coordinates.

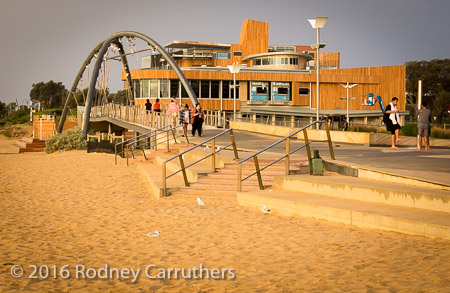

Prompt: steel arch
[58,31,198,138]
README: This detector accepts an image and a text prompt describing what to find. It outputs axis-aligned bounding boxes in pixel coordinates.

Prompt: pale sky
[1,0,449,105]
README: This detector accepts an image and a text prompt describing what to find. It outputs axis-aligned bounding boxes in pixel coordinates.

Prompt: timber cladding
[124,64,405,111]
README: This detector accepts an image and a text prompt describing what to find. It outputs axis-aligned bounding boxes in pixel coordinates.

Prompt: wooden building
[122,19,406,124]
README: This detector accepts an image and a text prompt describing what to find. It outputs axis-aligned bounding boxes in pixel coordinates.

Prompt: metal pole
[233,72,236,121]
[417,80,422,149]
[346,82,350,123]
[316,27,320,129]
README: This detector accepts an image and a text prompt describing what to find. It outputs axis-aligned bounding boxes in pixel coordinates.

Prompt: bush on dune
[45,128,87,154]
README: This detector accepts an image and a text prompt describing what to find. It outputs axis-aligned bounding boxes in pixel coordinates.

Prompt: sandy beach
[1,150,449,292]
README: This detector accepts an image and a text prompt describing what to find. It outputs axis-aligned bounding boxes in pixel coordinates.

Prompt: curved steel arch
[58,31,198,138]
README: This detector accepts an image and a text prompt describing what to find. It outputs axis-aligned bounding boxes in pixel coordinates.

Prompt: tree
[0,101,8,118]
[29,80,68,109]
[406,59,450,123]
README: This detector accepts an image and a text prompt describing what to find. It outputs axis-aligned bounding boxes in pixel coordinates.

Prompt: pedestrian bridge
[87,103,226,135]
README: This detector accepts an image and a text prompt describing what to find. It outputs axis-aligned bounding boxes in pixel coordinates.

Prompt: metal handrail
[115,125,186,165]
[162,128,239,197]
[237,120,335,192]
[116,125,172,146]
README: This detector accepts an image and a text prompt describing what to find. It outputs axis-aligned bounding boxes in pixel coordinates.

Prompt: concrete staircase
[169,159,306,197]
[237,171,450,239]
[11,137,46,153]
[136,145,308,199]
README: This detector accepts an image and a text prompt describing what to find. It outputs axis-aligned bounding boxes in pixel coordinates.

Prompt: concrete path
[187,128,450,185]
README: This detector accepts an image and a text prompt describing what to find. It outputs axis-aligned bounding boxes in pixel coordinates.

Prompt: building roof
[164,40,231,49]
[242,51,313,61]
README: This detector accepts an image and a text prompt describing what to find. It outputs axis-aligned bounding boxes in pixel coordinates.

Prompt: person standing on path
[179,104,191,137]
[191,103,204,137]
[384,97,402,149]
[417,101,431,151]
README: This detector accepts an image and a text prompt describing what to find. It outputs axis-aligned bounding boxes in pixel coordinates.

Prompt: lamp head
[308,16,329,29]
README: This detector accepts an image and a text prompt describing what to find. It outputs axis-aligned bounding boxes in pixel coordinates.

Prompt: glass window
[160,80,169,98]
[170,79,179,98]
[201,80,210,98]
[299,88,309,95]
[255,59,261,66]
[191,80,200,98]
[142,56,151,69]
[133,80,141,98]
[278,87,288,95]
[149,80,158,98]
[211,81,220,99]
[256,87,267,94]
[262,58,269,65]
[141,80,150,98]
[181,82,188,98]
[222,81,230,99]
[269,58,275,65]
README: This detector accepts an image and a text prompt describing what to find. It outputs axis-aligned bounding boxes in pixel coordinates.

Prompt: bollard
[309,150,323,176]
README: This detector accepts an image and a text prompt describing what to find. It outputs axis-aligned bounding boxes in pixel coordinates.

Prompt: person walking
[417,101,431,151]
[144,99,152,113]
[180,104,191,137]
[383,97,402,149]
[191,103,204,137]
[167,99,180,125]
[153,98,161,113]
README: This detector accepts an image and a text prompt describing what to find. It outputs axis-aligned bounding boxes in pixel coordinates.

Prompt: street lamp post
[227,63,242,121]
[308,16,328,129]
[339,82,358,124]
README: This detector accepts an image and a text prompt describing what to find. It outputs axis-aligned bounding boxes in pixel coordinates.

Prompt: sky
[1,0,449,105]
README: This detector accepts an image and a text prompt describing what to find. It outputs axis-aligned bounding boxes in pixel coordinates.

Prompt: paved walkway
[186,128,450,185]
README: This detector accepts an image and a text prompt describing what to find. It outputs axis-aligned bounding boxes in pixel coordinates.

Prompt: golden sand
[0,151,449,292]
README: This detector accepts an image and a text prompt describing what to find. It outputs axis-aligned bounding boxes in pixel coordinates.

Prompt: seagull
[182,154,185,162]
[146,231,160,237]
[216,146,221,152]
[262,205,271,214]
[197,197,205,207]
[204,145,209,152]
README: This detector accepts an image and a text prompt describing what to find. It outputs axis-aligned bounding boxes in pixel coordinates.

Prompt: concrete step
[15,140,28,148]
[138,161,185,199]
[274,173,450,213]
[237,189,450,240]
[324,159,450,191]
[195,176,274,185]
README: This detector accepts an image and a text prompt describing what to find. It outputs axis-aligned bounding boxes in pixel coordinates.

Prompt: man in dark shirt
[384,97,401,149]
[417,102,431,151]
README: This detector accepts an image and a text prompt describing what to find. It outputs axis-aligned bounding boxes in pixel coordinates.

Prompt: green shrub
[45,128,87,154]
[400,123,417,136]
[431,127,450,139]
[0,130,12,138]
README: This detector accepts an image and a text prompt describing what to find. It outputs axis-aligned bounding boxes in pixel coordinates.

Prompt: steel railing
[162,128,239,197]
[237,120,335,192]
[115,124,187,165]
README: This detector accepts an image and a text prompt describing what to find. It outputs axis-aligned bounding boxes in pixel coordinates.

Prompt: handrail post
[303,129,312,161]
[285,137,290,175]
[115,144,117,165]
[229,129,239,160]
[171,127,177,144]
[162,161,167,197]
[179,156,189,187]
[254,155,264,190]
[211,139,216,172]
[324,121,335,160]
[166,129,170,152]
[237,163,242,192]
